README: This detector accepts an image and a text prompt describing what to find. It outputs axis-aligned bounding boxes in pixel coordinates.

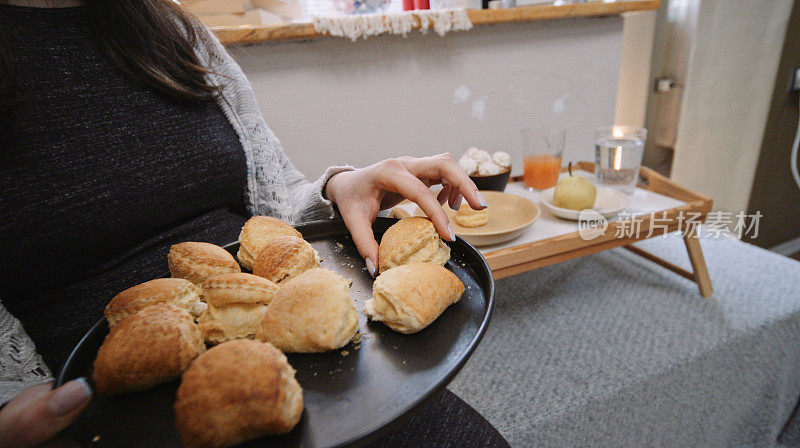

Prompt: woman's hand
[325,154,486,276]
[0,378,92,448]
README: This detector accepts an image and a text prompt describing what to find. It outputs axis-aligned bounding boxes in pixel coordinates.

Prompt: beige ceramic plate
[413,190,540,246]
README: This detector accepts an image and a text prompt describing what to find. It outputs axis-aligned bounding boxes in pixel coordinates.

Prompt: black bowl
[469,167,511,192]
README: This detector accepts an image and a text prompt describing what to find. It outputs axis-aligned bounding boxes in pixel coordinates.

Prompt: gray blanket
[449,232,800,447]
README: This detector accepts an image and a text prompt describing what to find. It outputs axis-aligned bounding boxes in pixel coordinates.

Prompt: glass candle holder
[594,125,647,195]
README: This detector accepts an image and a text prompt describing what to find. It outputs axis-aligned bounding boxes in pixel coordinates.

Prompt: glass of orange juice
[521,128,565,190]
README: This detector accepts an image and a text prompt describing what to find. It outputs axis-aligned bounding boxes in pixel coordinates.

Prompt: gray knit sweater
[0,28,353,403]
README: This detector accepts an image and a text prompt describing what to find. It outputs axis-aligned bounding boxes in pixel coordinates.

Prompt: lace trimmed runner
[312,8,472,41]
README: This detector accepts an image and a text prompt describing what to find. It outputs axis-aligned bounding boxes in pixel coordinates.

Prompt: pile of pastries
[91,215,464,448]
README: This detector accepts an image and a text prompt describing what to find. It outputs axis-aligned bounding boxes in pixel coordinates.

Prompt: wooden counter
[212,0,659,45]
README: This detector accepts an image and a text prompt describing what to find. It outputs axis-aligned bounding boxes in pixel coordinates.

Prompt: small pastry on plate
[104,278,206,328]
[378,217,450,273]
[174,339,303,448]
[237,216,302,271]
[454,204,489,228]
[256,268,357,353]
[252,235,320,284]
[197,273,278,344]
[168,242,240,285]
[365,263,464,334]
[92,304,205,396]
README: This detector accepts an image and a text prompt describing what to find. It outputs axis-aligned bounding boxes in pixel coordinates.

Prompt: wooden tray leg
[623,228,713,298]
[683,227,713,297]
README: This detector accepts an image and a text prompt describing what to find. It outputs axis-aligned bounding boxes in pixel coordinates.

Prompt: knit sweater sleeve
[0,300,53,405]
[197,28,354,224]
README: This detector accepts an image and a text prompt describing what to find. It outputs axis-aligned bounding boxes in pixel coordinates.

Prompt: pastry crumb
[341,350,349,356]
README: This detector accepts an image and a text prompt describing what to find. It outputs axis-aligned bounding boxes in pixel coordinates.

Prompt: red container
[403,0,414,10]
[413,0,429,9]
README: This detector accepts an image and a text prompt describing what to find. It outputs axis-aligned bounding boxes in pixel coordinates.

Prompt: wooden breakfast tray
[392,161,714,297]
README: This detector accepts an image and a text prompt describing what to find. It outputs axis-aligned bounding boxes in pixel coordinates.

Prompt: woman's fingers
[405,154,486,210]
[327,156,481,272]
[0,379,92,448]
[338,205,380,276]
[379,165,454,242]
[448,187,463,210]
[436,185,450,205]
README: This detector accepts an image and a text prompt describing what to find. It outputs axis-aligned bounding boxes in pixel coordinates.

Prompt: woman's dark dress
[0,5,249,370]
[0,5,508,447]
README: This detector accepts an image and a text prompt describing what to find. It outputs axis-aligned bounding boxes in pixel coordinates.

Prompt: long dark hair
[0,0,222,108]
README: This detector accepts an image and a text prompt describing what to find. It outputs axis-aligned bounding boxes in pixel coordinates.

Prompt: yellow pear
[553,164,597,210]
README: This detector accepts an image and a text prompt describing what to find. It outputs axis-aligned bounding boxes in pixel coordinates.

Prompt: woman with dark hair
[0,0,507,446]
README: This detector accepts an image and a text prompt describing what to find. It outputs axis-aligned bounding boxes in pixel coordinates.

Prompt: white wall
[670,0,792,212]
[229,17,624,179]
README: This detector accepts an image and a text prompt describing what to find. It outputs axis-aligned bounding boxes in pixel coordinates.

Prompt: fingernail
[475,192,488,208]
[48,378,92,416]
[453,194,463,210]
[365,258,377,277]
[447,224,456,242]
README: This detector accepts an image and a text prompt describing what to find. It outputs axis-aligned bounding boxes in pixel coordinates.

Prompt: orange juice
[523,155,561,190]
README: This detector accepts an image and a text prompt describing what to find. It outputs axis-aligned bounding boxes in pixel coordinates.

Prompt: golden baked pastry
[454,204,489,227]
[365,263,465,334]
[256,268,357,353]
[168,242,240,284]
[237,216,302,271]
[92,304,205,396]
[252,235,320,284]
[379,217,450,272]
[197,273,279,344]
[174,339,303,448]
[104,278,206,328]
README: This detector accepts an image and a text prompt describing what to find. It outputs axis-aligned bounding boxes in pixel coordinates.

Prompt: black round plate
[56,217,494,448]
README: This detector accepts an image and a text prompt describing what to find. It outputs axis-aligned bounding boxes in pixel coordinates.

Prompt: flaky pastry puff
[174,339,303,448]
[365,263,464,333]
[236,216,301,271]
[378,217,450,273]
[256,268,357,353]
[92,304,205,396]
[168,242,240,284]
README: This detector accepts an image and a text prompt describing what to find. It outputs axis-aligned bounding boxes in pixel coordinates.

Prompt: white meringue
[465,147,491,163]
[459,155,478,175]
[492,151,512,168]
[477,160,503,176]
